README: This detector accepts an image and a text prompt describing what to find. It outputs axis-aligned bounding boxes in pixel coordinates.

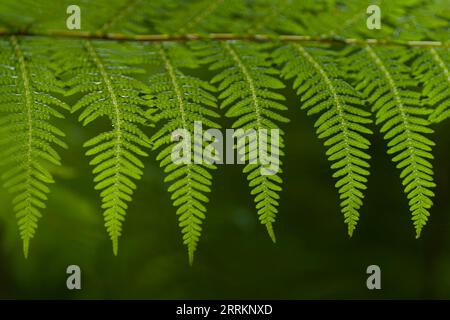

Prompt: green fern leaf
[58,40,151,255]
[145,43,220,264]
[0,0,448,262]
[349,45,436,237]
[0,36,69,257]
[274,43,373,236]
[413,48,450,123]
[193,41,288,241]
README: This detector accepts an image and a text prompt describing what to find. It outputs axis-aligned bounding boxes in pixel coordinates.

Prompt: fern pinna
[348,46,436,237]
[0,37,69,257]
[57,40,151,255]
[145,43,220,264]
[413,48,450,124]
[194,41,288,242]
[274,44,373,236]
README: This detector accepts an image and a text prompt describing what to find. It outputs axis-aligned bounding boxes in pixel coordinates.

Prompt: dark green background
[0,0,449,300]
[0,77,449,299]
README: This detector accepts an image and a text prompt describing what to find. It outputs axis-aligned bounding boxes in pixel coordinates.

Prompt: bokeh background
[0,0,449,299]
[0,82,449,299]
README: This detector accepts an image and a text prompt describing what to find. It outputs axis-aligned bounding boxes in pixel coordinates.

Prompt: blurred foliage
[0,81,449,299]
[0,0,449,299]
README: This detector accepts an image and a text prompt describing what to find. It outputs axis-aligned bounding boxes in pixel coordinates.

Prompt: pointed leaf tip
[188,251,194,266]
[23,239,29,259]
[112,238,119,256]
[266,223,276,243]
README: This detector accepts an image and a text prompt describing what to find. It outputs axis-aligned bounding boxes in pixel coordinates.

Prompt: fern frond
[0,0,150,33]
[0,0,447,262]
[145,43,220,264]
[193,41,288,241]
[0,36,69,257]
[349,45,436,237]
[413,48,450,123]
[0,0,50,31]
[93,0,183,35]
[152,0,247,34]
[394,0,450,41]
[58,40,151,255]
[274,43,373,236]
[245,0,421,40]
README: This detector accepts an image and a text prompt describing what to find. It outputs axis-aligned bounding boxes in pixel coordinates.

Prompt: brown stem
[0,28,448,48]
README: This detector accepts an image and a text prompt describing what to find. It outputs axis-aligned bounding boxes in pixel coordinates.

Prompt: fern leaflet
[58,40,151,255]
[274,43,373,236]
[194,41,288,241]
[349,45,436,237]
[413,48,450,124]
[145,42,220,264]
[0,36,69,257]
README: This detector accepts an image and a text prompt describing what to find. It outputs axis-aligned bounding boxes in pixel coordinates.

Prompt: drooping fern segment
[145,43,220,264]
[193,41,288,242]
[274,43,373,236]
[60,40,151,255]
[0,37,69,257]
[350,45,436,237]
[413,48,450,124]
